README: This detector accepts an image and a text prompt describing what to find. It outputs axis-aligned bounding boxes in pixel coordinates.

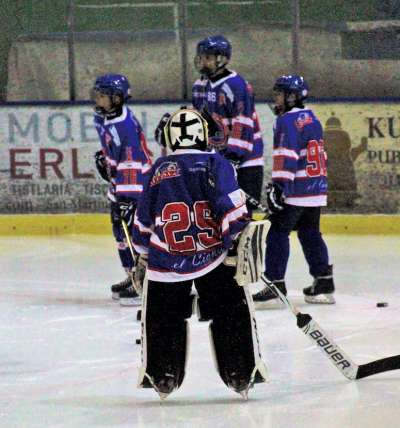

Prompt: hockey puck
[135,338,141,345]
[136,309,142,321]
[376,302,388,307]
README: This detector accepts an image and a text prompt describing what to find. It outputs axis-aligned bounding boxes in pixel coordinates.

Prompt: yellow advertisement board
[311,102,400,213]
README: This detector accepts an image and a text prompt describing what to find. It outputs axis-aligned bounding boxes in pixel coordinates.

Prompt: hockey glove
[265,183,285,213]
[154,112,171,147]
[112,198,136,227]
[134,253,148,294]
[94,150,110,182]
[119,201,136,227]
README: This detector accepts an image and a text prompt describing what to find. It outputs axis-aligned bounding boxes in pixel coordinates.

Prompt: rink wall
[0,213,399,235]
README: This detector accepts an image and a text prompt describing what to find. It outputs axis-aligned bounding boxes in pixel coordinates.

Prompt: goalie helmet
[164,108,208,152]
[273,75,309,101]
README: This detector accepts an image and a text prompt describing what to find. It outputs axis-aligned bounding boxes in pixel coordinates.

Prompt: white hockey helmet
[164,107,208,151]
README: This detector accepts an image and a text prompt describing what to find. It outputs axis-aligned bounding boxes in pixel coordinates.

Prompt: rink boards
[0,213,399,236]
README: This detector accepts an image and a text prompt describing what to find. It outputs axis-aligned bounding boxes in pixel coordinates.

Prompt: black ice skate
[141,372,178,400]
[252,275,287,309]
[119,285,141,307]
[110,275,131,300]
[303,265,335,304]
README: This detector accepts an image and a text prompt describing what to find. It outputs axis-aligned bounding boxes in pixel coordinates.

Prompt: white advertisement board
[0,104,274,214]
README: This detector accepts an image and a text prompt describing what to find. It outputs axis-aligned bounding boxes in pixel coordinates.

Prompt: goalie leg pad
[138,280,193,397]
[208,289,268,393]
[195,264,267,393]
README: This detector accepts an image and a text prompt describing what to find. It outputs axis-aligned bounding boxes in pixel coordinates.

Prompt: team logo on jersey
[295,112,313,130]
[150,161,181,187]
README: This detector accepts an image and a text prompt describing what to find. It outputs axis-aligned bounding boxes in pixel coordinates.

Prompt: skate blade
[238,389,249,400]
[304,293,335,304]
[119,298,141,307]
[112,292,120,300]
[254,298,285,310]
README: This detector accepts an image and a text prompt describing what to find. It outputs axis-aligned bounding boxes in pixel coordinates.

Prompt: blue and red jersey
[94,105,152,202]
[272,108,328,206]
[192,70,264,168]
[132,149,249,282]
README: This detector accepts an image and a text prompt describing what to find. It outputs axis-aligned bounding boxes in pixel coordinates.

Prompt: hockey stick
[227,160,271,216]
[262,276,400,380]
[121,219,136,261]
[121,219,142,296]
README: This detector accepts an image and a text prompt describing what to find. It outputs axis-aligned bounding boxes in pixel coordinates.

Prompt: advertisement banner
[311,103,400,213]
[1,102,399,214]
[0,103,274,214]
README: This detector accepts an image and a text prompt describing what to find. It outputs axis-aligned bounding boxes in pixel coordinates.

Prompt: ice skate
[252,277,287,309]
[119,285,141,306]
[303,265,335,304]
[110,275,131,300]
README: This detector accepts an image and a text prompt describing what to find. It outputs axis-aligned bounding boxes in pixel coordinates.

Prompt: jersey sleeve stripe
[273,148,299,159]
[228,189,247,207]
[272,170,295,180]
[115,184,143,193]
[232,115,254,127]
[228,138,253,152]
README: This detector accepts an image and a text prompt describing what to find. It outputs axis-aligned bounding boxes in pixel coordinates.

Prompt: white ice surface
[0,234,400,428]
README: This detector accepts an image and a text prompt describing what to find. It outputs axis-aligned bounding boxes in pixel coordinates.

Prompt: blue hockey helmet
[196,35,232,59]
[273,75,309,101]
[93,74,131,102]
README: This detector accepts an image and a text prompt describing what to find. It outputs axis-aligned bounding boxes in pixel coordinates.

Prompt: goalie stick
[262,277,400,380]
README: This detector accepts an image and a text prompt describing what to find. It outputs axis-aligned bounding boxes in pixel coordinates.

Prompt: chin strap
[94,103,123,119]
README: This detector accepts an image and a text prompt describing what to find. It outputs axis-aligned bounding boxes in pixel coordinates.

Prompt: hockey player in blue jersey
[92,74,152,306]
[192,35,264,213]
[252,75,335,308]
[132,107,267,399]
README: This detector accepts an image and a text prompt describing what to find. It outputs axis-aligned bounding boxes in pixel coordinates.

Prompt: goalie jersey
[192,70,263,168]
[94,105,152,202]
[132,150,249,282]
[273,107,328,206]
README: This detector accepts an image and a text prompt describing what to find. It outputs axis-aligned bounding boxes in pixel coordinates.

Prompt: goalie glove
[265,183,285,214]
[134,253,148,294]
[154,112,171,147]
[94,150,110,182]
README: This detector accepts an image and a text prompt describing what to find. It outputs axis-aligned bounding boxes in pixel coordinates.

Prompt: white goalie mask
[164,108,208,151]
